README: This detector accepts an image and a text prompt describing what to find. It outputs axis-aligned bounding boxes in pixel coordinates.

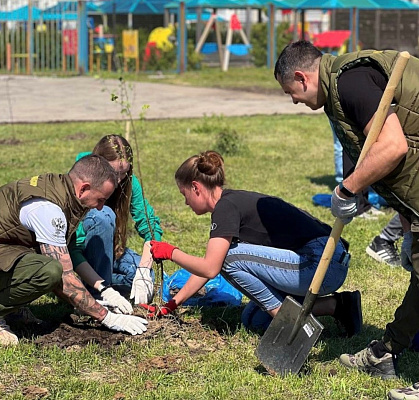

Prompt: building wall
[333,9,419,56]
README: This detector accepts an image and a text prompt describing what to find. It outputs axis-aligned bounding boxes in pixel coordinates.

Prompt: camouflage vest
[319,50,419,218]
[0,173,90,271]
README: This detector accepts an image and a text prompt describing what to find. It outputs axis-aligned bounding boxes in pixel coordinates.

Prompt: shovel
[256,50,410,376]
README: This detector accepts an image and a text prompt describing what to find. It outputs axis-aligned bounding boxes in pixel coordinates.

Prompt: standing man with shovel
[274,40,418,398]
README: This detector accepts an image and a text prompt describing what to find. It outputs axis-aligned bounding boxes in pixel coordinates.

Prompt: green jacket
[0,174,89,271]
[70,152,163,267]
[319,50,419,218]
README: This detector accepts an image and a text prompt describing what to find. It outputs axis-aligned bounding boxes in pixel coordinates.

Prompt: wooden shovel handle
[309,51,410,295]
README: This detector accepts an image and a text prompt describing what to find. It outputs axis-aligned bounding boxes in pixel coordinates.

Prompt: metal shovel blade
[255,296,324,376]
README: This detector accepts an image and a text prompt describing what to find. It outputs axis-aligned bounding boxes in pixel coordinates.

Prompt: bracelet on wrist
[98,283,112,294]
[338,181,356,198]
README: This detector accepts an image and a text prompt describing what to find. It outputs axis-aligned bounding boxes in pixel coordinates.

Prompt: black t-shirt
[210,189,333,251]
[337,64,388,130]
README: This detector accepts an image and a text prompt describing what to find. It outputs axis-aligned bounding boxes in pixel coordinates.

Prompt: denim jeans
[82,206,143,296]
[221,236,348,312]
[332,124,343,183]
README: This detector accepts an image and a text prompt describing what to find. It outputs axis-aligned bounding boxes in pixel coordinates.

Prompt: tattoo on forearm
[40,243,73,271]
[40,243,107,321]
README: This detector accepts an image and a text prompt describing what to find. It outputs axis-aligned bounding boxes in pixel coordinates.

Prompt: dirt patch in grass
[0,138,22,145]
[65,132,87,140]
[10,307,233,351]
[30,313,180,350]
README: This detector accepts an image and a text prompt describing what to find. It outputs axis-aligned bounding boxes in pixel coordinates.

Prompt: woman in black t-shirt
[142,151,362,337]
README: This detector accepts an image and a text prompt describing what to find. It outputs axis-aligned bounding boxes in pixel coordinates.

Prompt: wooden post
[293,10,299,42]
[300,10,305,40]
[27,0,33,74]
[62,28,66,72]
[374,9,380,50]
[108,53,112,71]
[195,14,216,53]
[179,1,186,74]
[222,21,232,72]
[196,7,202,45]
[351,8,357,52]
[96,55,100,72]
[245,6,251,40]
[6,43,11,72]
[89,29,94,72]
[268,3,275,69]
[125,120,131,142]
[215,19,223,65]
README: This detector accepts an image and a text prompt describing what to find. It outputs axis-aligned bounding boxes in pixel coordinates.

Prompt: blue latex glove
[331,187,358,224]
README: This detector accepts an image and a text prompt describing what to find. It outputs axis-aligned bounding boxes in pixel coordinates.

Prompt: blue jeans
[83,206,142,296]
[221,237,349,312]
[332,126,343,183]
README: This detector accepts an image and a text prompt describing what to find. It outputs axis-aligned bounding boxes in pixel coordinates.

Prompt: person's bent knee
[86,206,115,227]
[38,259,63,291]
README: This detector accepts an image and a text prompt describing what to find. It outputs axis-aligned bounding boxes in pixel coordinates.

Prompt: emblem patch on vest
[30,176,39,187]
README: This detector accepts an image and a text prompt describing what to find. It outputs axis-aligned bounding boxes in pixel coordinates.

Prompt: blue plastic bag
[162,269,242,307]
[312,191,388,209]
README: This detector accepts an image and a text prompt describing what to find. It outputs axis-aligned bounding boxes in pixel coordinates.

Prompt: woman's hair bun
[197,151,223,176]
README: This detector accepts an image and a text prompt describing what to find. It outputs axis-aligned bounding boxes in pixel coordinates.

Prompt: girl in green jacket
[70,135,163,314]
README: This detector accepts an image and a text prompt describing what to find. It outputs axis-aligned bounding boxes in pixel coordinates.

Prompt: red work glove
[150,240,178,261]
[138,299,178,318]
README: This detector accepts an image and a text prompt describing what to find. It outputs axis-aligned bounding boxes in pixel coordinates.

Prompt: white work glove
[130,267,154,305]
[101,311,148,335]
[331,187,358,224]
[401,231,414,272]
[101,287,133,315]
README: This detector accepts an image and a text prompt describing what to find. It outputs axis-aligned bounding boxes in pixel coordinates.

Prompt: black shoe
[366,236,401,267]
[333,290,363,337]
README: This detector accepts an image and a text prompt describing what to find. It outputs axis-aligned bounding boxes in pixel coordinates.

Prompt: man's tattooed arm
[39,243,108,321]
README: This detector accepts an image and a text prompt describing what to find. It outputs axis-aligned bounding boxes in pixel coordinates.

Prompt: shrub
[214,128,247,156]
[250,22,292,67]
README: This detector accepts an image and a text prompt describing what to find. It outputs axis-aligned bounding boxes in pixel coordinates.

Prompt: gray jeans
[380,213,403,243]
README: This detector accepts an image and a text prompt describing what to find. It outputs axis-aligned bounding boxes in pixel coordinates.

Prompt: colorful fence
[0,1,98,74]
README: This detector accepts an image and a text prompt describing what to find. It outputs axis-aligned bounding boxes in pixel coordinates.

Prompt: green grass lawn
[0,114,417,399]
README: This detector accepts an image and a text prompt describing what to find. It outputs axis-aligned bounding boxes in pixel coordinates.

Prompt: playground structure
[222,14,251,71]
[194,13,251,71]
[1,0,419,75]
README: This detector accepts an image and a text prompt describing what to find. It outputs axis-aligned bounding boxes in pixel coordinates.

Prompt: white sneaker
[388,382,419,400]
[356,207,385,220]
[0,318,18,345]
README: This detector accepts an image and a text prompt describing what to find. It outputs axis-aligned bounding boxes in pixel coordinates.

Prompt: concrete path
[0,75,321,124]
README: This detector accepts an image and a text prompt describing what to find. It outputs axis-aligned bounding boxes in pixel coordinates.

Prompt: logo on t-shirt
[210,223,217,231]
[51,217,65,236]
